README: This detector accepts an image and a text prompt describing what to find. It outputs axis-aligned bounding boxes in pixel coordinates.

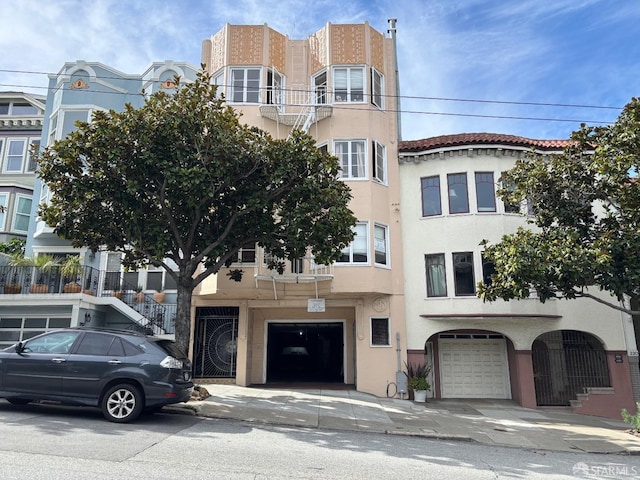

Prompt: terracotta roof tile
[399,133,571,153]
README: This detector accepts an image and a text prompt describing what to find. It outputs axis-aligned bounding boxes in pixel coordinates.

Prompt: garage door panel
[439,339,510,399]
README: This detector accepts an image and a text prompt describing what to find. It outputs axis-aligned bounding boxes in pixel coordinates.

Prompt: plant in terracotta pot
[153,285,165,303]
[4,252,27,294]
[61,255,83,293]
[21,254,62,294]
[134,285,145,303]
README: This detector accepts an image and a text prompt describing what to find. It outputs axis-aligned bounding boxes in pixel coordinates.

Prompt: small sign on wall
[307,298,325,312]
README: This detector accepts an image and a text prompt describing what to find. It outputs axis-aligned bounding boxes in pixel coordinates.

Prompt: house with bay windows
[398,133,638,418]
[0,92,44,244]
[194,21,406,397]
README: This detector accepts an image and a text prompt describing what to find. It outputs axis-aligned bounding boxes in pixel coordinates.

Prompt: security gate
[193,307,239,378]
[532,330,610,406]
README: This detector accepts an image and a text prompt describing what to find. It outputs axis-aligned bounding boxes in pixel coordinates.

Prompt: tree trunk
[174,282,194,356]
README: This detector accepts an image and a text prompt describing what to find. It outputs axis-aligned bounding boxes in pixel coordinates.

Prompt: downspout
[388,18,402,142]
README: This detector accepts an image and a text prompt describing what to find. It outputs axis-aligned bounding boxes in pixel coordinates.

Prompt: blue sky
[1,0,638,141]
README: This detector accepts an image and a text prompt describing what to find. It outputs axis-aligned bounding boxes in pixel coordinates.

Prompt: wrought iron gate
[193,307,239,378]
[532,330,610,406]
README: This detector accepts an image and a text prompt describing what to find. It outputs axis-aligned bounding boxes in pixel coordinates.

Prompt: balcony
[259,86,333,127]
[0,265,175,334]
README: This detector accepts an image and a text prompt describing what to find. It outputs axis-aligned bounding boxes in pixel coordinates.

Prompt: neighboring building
[398,133,637,418]
[0,61,199,349]
[0,92,45,243]
[195,22,405,397]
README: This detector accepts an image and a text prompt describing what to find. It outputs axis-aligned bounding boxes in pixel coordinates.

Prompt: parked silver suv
[0,327,193,422]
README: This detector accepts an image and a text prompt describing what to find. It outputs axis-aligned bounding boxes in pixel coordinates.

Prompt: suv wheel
[101,384,143,423]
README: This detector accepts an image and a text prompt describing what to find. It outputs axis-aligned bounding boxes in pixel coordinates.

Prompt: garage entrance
[267,322,344,383]
[439,334,511,399]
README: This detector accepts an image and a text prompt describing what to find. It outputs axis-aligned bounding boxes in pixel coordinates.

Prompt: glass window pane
[24,318,47,328]
[6,139,25,171]
[371,318,390,346]
[453,252,475,295]
[13,197,31,232]
[75,332,114,356]
[426,254,447,297]
[374,224,387,265]
[0,318,22,328]
[448,173,469,214]
[147,271,163,291]
[475,172,496,212]
[49,318,72,328]
[421,176,442,216]
[11,104,38,115]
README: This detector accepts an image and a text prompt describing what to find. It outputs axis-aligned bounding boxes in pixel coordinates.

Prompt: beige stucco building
[398,133,638,418]
[192,22,406,397]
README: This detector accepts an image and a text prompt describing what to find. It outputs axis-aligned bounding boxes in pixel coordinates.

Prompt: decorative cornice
[0,118,43,129]
[399,133,571,154]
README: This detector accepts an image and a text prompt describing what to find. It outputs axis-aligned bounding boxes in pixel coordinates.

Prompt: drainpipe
[388,18,402,142]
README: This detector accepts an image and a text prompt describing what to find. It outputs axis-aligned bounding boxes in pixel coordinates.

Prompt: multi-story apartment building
[0,92,44,243]
[398,133,637,418]
[194,22,405,396]
[0,62,199,349]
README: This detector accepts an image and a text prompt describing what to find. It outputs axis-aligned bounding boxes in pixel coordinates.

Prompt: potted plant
[153,285,165,303]
[23,254,62,294]
[4,252,27,294]
[111,284,122,299]
[61,255,83,293]
[134,285,145,303]
[405,361,432,402]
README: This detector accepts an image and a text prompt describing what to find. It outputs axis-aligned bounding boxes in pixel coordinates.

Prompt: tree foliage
[479,97,640,315]
[36,70,357,353]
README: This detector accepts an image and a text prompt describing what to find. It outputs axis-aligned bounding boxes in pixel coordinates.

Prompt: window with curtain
[475,172,496,212]
[334,140,366,179]
[425,254,447,297]
[333,67,364,102]
[337,222,368,263]
[453,252,475,295]
[421,176,442,216]
[447,173,469,214]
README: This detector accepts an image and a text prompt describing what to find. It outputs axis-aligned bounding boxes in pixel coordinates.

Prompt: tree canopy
[37,70,357,353]
[479,97,640,316]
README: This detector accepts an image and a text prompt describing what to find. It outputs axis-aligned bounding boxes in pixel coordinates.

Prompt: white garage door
[439,338,510,399]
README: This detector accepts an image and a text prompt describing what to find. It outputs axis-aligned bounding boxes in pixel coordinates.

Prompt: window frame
[447,173,470,214]
[372,141,386,184]
[0,193,7,231]
[332,66,365,103]
[4,138,26,173]
[229,67,261,104]
[370,317,391,347]
[453,251,476,296]
[425,253,447,297]
[475,171,497,212]
[313,70,328,105]
[370,67,383,109]
[373,223,389,267]
[12,194,32,233]
[333,139,367,180]
[421,175,442,217]
[337,221,369,265]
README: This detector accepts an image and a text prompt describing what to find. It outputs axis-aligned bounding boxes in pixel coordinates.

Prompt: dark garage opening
[267,322,344,383]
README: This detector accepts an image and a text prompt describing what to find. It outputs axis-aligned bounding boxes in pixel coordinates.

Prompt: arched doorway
[532,330,610,406]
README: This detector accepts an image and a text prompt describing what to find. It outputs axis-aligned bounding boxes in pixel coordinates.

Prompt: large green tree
[479,97,640,316]
[37,70,356,353]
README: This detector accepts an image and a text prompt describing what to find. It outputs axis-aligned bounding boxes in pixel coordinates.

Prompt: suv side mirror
[14,342,24,354]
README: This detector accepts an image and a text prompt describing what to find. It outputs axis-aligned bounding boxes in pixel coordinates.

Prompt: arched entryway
[532,330,610,406]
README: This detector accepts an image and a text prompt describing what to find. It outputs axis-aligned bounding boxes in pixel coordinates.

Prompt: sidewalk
[175,384,640,455]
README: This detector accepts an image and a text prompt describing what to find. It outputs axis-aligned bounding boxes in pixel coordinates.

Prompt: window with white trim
[370,317,391,346]
[334,140,366,179]
[337,222,368,264]
[0,193,7,231]
[333,67,364,103]
[12,195,31,233]
[370,68,383,108]
[372,141,386,184]
[5,139,26,172]
[211,70,224,98]
[374,223,389,266]
[232,243,257,265]
[266,68,283,106]
[313,71,327,104]
[27,140,39,172]
[230,67,260,103]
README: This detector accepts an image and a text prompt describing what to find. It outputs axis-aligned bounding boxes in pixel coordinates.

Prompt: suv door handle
[108,360,121,364]
[51,358,66,363]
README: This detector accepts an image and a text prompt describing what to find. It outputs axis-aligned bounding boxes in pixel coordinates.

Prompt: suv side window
[122,338,144,357]
[24,331,81,354]
[107,337,126,357]
[75,332,115,356]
